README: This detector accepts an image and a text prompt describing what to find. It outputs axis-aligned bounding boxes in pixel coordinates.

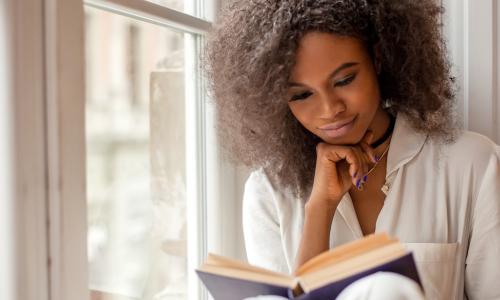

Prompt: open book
[196,233,422,300]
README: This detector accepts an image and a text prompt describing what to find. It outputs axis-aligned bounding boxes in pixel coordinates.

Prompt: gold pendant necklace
[357,141,390,191]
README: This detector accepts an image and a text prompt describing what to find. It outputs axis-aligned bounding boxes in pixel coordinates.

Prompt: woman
[203,0,500,299]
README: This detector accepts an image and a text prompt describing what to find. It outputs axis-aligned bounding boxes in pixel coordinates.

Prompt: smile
[319,115,357,138]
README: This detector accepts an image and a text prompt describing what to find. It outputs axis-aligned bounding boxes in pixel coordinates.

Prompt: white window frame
[1,0,232,299]
[1,1,49,300]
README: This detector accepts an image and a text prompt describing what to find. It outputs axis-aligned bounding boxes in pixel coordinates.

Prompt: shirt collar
[386,113,428,177]
[335,113,428,238]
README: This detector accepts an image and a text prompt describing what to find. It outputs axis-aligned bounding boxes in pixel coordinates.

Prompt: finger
[350,162,360,186]
[318,144,362,183]
[351,147,365,179]
[355,146,370,179]
[319,143,357,165]
[353,146,369,182]
[335,148,360,181]
[355,146,373,189]
[351,147,368,188]
[360,141,377,163]
[349,149,363,186]
[361,130,374,145]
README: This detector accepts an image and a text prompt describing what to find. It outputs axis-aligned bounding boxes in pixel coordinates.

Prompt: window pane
[85,6,191,300]
[145,0,197,17]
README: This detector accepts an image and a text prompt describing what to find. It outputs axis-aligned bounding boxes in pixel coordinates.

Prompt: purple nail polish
[363,175,368,182]
[356,179,360,188]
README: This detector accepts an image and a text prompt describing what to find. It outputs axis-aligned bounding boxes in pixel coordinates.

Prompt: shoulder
[451,130,499,157]
[424,131,499,200]
[426,130,499,170]
[244,167,276,198]
[243,168,279,213]
[242,168,284,230]
[245,167,300,197]
[244,167,301,215]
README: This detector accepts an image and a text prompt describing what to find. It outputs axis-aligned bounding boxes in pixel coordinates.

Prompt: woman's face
[287,32,385,145]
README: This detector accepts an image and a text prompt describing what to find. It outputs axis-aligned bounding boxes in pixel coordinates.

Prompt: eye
[334,74,356,87]
[289,91,313,102]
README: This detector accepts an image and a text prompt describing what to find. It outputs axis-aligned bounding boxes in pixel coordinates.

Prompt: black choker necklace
[370,114,395,148]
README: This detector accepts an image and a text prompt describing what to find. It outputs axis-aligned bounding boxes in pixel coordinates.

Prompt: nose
[317,90,345,119]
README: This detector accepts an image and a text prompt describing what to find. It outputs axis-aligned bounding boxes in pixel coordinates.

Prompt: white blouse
[242,113,500,300]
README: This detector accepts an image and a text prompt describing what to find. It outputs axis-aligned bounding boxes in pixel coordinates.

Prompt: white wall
[443,0,500,143]
[0,1,16,299]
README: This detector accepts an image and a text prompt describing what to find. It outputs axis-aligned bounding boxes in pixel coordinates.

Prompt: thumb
[362,130,374,144]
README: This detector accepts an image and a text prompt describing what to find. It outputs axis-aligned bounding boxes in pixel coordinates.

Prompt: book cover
[292,252,422,300]
[195,269,291,300]
[196,252,422,300]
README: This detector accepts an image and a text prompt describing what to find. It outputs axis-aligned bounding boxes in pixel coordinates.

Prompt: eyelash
[289,74,357,101]
[290,91,313,101]
[336,74,356,87]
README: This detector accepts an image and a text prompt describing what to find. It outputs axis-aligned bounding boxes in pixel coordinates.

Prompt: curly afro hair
[203,0,457,199]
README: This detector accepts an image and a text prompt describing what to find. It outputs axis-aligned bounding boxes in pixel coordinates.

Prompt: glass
[85,6,190,300]
[145,0,197,17]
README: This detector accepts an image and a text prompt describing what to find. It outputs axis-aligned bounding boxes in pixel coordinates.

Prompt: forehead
[290,32,369,81]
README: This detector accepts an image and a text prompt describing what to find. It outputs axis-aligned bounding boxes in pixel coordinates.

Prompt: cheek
[345,76,380,111]
[289,103,306,122]
[288,104,316,130]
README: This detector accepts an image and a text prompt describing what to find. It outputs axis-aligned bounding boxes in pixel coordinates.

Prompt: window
[83,0,213,299]
[144,0,194,16]
[144,0,186,14]
[3,0,500,300]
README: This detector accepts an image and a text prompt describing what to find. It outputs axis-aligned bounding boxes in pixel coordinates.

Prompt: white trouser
[244,272,425,300]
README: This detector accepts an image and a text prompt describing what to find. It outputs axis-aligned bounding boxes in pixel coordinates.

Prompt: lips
[318,115,357,131]
[318,115,357,139]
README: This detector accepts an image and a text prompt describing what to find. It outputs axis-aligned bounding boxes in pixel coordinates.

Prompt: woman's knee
[337,272,425,300]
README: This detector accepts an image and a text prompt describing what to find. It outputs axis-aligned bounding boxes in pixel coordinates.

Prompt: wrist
[305,197,338,217]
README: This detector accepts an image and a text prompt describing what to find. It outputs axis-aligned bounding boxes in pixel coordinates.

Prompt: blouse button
[381,183,390,195]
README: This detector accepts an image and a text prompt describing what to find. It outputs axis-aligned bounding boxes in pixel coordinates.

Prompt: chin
[318,128,365,146]
[320,135,358,146]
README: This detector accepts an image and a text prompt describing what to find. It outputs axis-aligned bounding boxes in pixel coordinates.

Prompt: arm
[465,146,500,299]
[293,199,337,274]
[293,133,377,274]
[243,134,376,275]
[242,170,289,274]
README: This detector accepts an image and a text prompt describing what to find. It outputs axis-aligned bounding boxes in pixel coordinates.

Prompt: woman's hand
[294,131,377,272]
[308,131,377,209]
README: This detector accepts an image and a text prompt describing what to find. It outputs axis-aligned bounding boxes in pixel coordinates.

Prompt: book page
[205,253,291,278]
[197,264,297,288]
[295,233,396,276]
[298,242,407,292]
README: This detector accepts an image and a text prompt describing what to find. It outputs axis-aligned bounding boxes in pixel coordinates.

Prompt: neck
[368,107,393,155]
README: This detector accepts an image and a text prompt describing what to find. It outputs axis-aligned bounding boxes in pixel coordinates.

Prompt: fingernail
[356,179,361,188]
[363,175,368,182]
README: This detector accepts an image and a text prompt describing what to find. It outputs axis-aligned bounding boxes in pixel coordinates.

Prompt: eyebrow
[288,62,359,87]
